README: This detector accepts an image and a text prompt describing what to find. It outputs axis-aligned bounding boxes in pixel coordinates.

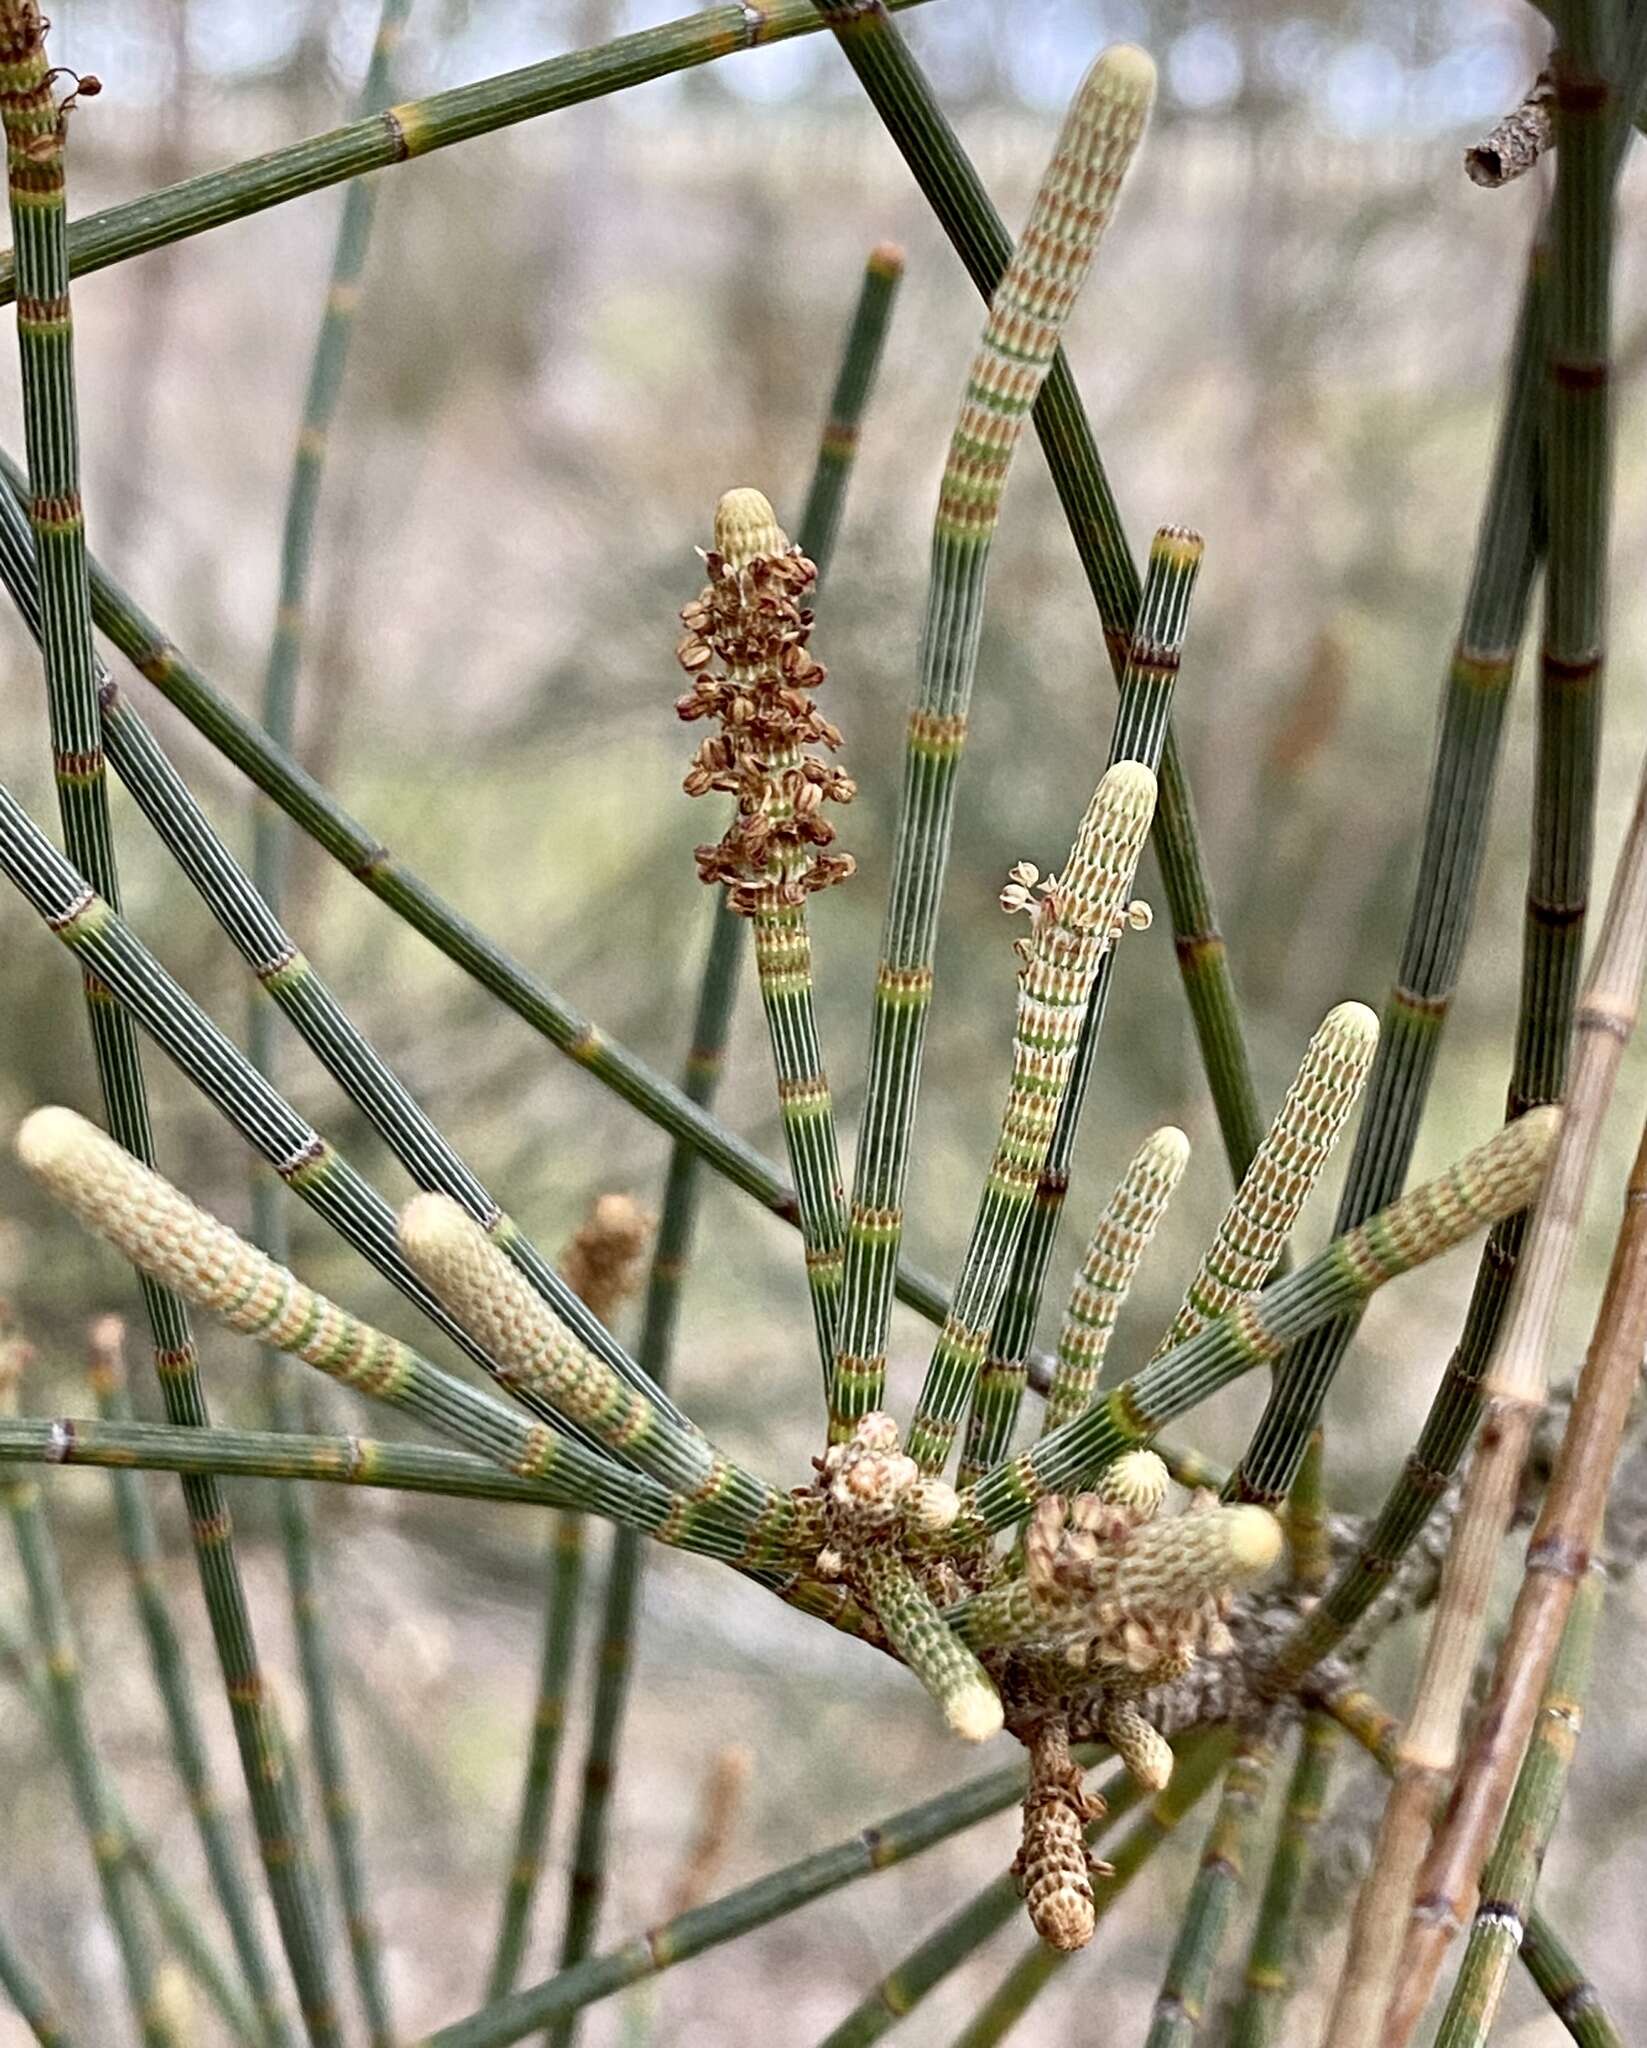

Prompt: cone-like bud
[18,1107,426,1405]
[558,1192,652,1324]
[937,43,1156,545]
[1096,1448,1171,1523]
[1342,1103,1561,1285]
[1154,1001,1378,1360]
[676,488,853,912]
[400,1193,646,1436]
[951,1495,1281,1653]
[1015,1718,1104,1950]
[1046,1130,1188,1433]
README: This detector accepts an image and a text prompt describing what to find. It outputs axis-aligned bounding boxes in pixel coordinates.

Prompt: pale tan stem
[1321,738,1647,2048]
[1383,1109,1647,2042]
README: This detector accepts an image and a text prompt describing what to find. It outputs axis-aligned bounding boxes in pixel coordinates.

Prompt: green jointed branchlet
[905,759,1158,1473]
[550,281,901,2034]
[0,1916,72,2048]
[397,1191,777,1525]
[251,8,411,2032]
[0,0,937,311]
[0,1610,261,2044]
[677,488,852,1385]
[0,473,697,1455]
[973,523,1205,1475]
[0,1,342,2030]
[86,1318,295,2048]
[1244,18,1647,1686]
[486,1511,584,2002]
[1152,1001,1379,1360]
[0,1326,181,2048]
[957,1106,1559,1536]
[1142,1737,1273,2048]
[1040,1126,1190,1436]
[857,1546,1003,1743]
[1229,1714,1342,2048]
[14,1110,782,1564]
[1230,1102,1563,1504]
[831,45,1156,1432]
[797,243,903,581]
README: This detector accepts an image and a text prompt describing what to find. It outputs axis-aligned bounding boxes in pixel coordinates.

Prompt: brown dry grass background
[3,2,1647,2040]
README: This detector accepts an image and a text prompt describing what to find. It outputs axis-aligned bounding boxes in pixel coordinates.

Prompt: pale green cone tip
[713,488,789,569]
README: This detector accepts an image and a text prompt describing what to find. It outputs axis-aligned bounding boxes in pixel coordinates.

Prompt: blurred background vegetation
[3,0,1647,2039]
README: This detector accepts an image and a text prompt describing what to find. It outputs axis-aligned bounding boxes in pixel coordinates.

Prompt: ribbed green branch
[249,10,411,2037]
[86,1321,293,2047]
[0,7,340,2031]
[953,1108,1556,1540]
[833,45,1156,1432]
[418,1750,1051,2048]
[961,526,1204,1481]
[808,0,1266,1190]
[0,0,932,308]
[0,455,1038,1388]
[0,1338,176,2048]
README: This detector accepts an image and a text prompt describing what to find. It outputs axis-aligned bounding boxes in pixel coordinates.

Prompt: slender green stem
[0,8,340,2032]
[0,1411,177,2045]
[1433,1567,1602,2048]
[486,1513,584,2001]
[86,1321,294,2048]
[539,266,899,2029]
[1520,1913,1624,2048]
[952,1109,1556,1541]
[1252,6,1647,1674]
[961,527,1204,1481]
[10,461,1023,1395]
[0,778,789,1538]
[0,0,931,309]
[1228,1718,1340,2046]
[418,1750,1053,2048]
[1142,1740,1272,2048]
[830,45,1156,1432]
[815,1759,1145,2048]
[808,0,1266,1194]
[797,244,903,587]
[948,1732,1235,2048]
[0,480,699,1469]
[0,1414,654,1513]
[249,12,412,2038]
[15,1109,800,1564]
[0,1918,72,2047]
[905,760,1157,1473]
[0,1612,268,2045]
[1232,13,1647,1517]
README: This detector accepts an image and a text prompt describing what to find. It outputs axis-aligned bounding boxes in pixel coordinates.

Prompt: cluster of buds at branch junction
[676,487,855,914]
[809,1410,960,1579]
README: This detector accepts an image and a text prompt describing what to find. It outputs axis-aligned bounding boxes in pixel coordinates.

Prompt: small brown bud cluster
[1013,1716,1107,1951]
[676,488,854,915]
[557,1191,653,1325]
[809,1411,958,1579]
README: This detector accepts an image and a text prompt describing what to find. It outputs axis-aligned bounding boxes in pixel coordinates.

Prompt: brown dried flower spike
[676,487,855,915]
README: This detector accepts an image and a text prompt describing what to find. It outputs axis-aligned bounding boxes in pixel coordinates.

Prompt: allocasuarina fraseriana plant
[0,3,1643,2045]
